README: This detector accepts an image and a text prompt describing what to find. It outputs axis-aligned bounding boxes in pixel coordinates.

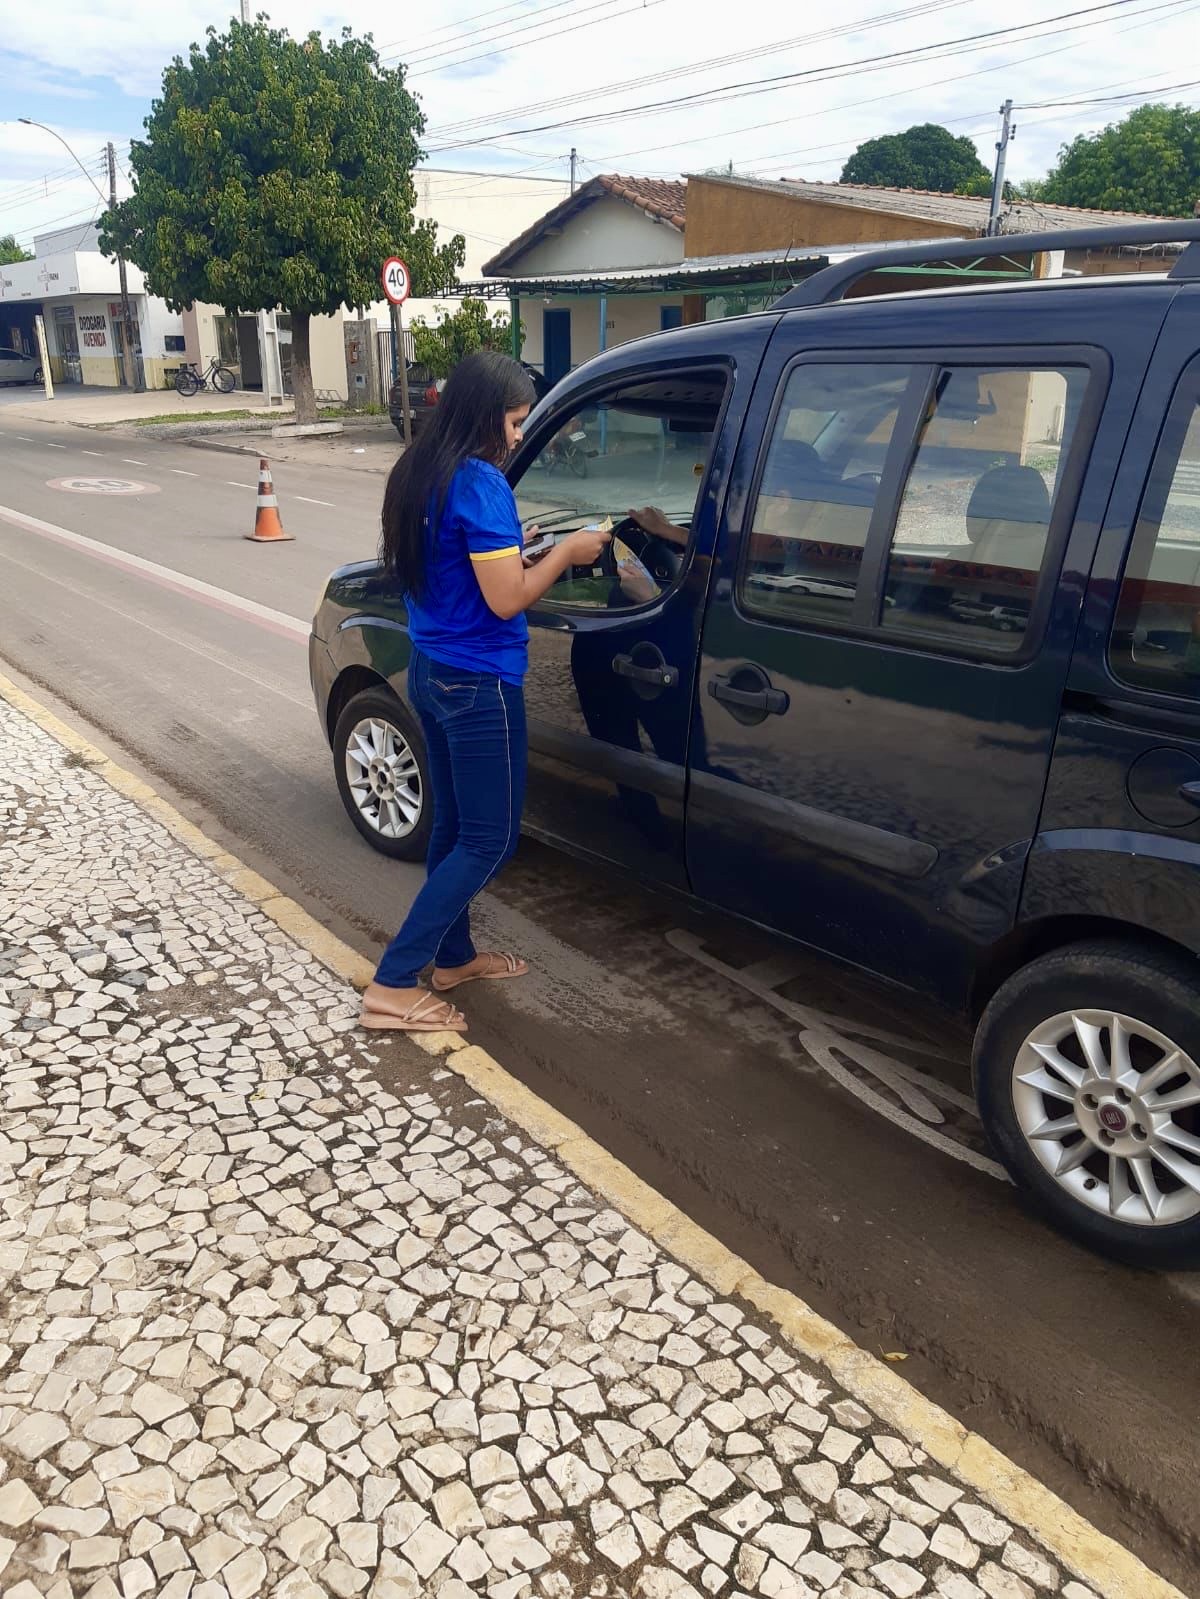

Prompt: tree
[841,124,989,192]
[411,299,515,380]
[101,21,463,422]
[0,235,32,264]
[1038,103,1200,217]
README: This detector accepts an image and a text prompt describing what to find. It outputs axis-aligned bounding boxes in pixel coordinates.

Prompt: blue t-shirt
[405,458,528,685]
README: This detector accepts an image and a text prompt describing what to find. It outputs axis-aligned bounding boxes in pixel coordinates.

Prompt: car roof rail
[772,219,1200,311]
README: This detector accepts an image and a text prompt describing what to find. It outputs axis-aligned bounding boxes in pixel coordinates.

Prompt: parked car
[313,219,1200,1268]
[0,347,43,385]
[389,360,551,438]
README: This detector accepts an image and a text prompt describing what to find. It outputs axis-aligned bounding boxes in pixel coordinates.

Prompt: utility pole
[107,142,142,391]
[239,0,251,20]
[987,100,1015,237]
[570,148,577,194]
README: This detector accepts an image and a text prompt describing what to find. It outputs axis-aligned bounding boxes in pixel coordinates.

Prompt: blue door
[543,309,571,385]
[661,306,683,332]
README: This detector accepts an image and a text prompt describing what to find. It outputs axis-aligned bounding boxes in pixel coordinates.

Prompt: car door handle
[612,653,678,688]
[709,673,789,715]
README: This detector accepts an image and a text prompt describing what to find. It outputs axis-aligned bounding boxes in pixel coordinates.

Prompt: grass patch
[135,408,282,427]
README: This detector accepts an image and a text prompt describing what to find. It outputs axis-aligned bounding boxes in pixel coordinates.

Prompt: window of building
[164,334,186,353]
[881,367,1088,653]
[514,371,727,612]
[1111,390,1200,697]
[739,362,912,628]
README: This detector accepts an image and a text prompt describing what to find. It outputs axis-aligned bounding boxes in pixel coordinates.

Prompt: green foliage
[411,298,516,380]
[841,123,988,193]
[100,20,464,419]
[0,234,32,264]
[1038,103,1200,216]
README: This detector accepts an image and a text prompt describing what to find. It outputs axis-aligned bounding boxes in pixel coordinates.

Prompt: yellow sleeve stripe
[469,546,521,564]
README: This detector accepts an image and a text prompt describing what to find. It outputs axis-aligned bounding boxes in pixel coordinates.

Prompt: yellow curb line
[0,669,1185,1599]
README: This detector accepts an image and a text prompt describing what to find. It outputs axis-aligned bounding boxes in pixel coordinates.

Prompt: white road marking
[82,450,104,458]
[12,436,33,442]
[122,458,148,466]
[0,500,309,642]
[44,442,65,449]
[170,469,198,477]
[226,481,255,490]
[296,496,335,508]
[0,540,311,707]
[667,928,1008,1183]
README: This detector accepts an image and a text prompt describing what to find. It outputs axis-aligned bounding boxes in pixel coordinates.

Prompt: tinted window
[514,372,726,612]
[740,363,912,628]
[882,367,1087,652]
[1111,391,1200,697]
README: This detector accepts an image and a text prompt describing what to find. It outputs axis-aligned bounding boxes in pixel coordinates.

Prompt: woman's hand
[563,527,612,567]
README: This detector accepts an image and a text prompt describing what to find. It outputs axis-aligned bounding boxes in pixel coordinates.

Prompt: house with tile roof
[470,170,1192,380]
[482,175,689,381]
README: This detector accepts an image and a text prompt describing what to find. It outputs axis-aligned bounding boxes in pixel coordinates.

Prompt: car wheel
[32,367,43,384]
[975,939,1200,1267]
[333,687,431,862]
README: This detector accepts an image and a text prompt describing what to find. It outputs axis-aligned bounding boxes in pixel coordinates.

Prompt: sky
[1,0,1198,251]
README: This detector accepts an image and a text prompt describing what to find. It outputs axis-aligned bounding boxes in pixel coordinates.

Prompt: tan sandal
[432,951,529,993]
[359,990,467,1033]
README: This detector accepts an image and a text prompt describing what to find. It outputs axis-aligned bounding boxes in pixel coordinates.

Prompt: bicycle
[175,358,237,397]
[541,420,589,478]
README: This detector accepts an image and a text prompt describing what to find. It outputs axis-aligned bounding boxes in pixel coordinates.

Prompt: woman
[362,350,611,1034]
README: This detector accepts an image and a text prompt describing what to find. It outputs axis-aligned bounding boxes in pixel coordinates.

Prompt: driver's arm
[629,506,688,547]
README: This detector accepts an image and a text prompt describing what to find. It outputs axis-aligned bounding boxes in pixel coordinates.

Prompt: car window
[1111,389,1200,697]
[739,362,913,628]
[881,366,1088,653]
[0,350,21,362]
[513,371,727,612]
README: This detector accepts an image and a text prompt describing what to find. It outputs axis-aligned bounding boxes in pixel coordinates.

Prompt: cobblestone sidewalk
[0,693,1111,1599]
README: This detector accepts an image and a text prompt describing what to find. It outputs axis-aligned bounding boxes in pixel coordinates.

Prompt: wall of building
[683,177,965,256]
[515,196,684,274]
[519,294,683,373]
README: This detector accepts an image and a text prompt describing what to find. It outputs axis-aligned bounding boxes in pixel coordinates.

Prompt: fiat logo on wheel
[1099,1104,1128,1133]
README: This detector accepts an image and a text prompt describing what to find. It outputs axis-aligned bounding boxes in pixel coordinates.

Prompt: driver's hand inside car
[618,565,659,605]
[629,506,687,547]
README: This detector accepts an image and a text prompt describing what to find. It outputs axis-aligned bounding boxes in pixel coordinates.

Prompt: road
[1,411,1198,1593]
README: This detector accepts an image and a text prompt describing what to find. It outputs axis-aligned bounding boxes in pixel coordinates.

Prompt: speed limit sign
[381,257,411,306]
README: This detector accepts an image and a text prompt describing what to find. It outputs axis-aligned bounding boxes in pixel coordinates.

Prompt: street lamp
[19,118,143,392]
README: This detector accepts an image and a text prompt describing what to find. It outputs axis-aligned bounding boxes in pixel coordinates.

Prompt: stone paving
[0,694,1102,1599]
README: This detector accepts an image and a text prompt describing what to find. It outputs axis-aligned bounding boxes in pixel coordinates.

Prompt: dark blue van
[312,222,1200,1267]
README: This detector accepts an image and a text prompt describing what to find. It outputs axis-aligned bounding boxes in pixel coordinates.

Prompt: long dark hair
[380,349,536,597]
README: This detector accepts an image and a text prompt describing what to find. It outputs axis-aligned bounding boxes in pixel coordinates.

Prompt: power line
[601,0,1200,177]
[428,0,967,135]
[425,0,1186,151]
[410,0,663,79]
[388,0,599,69]
[376,0,578,59]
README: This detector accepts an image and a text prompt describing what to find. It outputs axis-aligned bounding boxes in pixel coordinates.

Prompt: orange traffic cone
[245,458,293,542]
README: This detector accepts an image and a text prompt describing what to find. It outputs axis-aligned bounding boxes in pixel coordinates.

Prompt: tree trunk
[291,309,317,425]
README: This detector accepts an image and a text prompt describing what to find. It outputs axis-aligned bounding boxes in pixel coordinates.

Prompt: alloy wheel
[343,716,422,841]
[1013,1009,1200,1225]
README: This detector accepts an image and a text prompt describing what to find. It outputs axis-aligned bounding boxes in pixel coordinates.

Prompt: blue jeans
[374,651,527,988]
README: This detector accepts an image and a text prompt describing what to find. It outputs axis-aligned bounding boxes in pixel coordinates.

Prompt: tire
[212,365,236,394]
[175,369,199,397]
[567,444,588,479]
[975,939,1200,1268]
[32,367,43,385]
[332,687,431,863]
